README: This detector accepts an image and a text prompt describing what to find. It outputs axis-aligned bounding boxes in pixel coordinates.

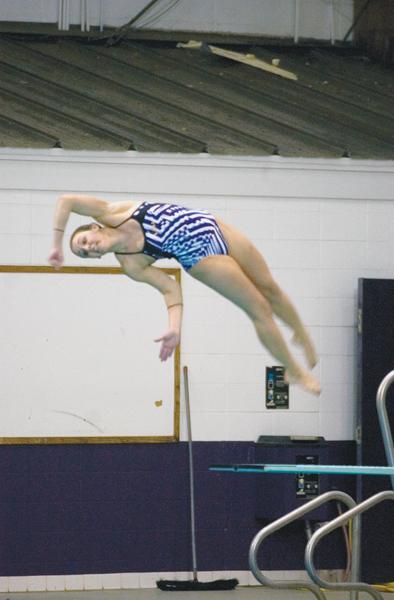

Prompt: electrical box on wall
[266,366,289,408]
[295,454,320,499]
[255,437,331,521]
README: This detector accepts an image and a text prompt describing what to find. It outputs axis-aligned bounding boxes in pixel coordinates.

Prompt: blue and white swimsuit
[115,202,229,271]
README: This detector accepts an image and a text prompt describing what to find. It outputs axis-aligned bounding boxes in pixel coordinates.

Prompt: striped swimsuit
[115,202,228,271]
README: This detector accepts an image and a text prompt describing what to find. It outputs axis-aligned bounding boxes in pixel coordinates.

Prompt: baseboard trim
[0,570,345,593]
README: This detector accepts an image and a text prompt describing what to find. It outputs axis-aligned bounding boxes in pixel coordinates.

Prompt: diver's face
[72,225,104,259]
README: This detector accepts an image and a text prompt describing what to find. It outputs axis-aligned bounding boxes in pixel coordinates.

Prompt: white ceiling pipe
[58,0,63,29]
[62,0,67,29]
[80,0,86,31]
[62,0,69,30]
[86,0,90,32]
[328,0,335,44]
[99,0,104,32]
[294,0,300,43]
[66,0,70,31]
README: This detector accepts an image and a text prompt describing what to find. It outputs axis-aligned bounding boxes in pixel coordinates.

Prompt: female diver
[48,194,320,395]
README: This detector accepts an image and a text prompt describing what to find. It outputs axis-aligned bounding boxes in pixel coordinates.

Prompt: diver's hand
[48,248,64,270]
[154,329,180,361]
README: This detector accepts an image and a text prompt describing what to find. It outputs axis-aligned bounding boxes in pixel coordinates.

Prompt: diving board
[210,464,394,476]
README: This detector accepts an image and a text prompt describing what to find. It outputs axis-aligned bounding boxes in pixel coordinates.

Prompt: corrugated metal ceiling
[0,36,393,158]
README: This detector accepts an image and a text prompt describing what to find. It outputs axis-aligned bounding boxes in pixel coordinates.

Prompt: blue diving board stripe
[209,464,394,476]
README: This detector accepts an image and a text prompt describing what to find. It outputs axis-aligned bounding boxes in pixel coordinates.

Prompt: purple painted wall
[0,441,356,577]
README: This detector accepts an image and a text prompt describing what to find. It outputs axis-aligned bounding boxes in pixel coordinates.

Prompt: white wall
[0,0,354,42]
[0,149,393,443]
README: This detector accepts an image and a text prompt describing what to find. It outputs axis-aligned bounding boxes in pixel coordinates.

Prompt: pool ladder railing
[249,489,394,600]
[249,490,356,600]
[249,369,394,600]
[305,490,394,600]
[376,370,394,489]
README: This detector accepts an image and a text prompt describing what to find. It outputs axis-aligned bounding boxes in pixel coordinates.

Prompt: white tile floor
[0,589,392,600]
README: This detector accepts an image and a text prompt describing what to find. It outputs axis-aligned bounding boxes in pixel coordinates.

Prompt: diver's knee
[261,279,282,305]
[249,296,273,323]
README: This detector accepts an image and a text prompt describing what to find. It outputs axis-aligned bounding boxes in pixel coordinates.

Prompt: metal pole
[376,370,394,489]
[99,0,104,32]
[58,0,63,29]
[80,0,85,32]
[63,0,69,31]
[294,0,300,44]
[328,0,335,45]
[183,366,198,581]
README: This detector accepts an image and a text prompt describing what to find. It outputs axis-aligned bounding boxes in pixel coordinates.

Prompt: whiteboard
[0,266,180,443]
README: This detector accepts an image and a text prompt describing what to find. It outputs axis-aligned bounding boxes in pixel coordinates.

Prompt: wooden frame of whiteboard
[0,265,181,445]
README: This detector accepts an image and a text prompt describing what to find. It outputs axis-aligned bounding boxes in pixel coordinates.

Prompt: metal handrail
[377,370,394,489]
[305,490,394,600]
[248,490,357,600]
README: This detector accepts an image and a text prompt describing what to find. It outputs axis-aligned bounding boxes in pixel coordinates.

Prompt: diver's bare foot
[285,367,321,396]
[292,332,318,369]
